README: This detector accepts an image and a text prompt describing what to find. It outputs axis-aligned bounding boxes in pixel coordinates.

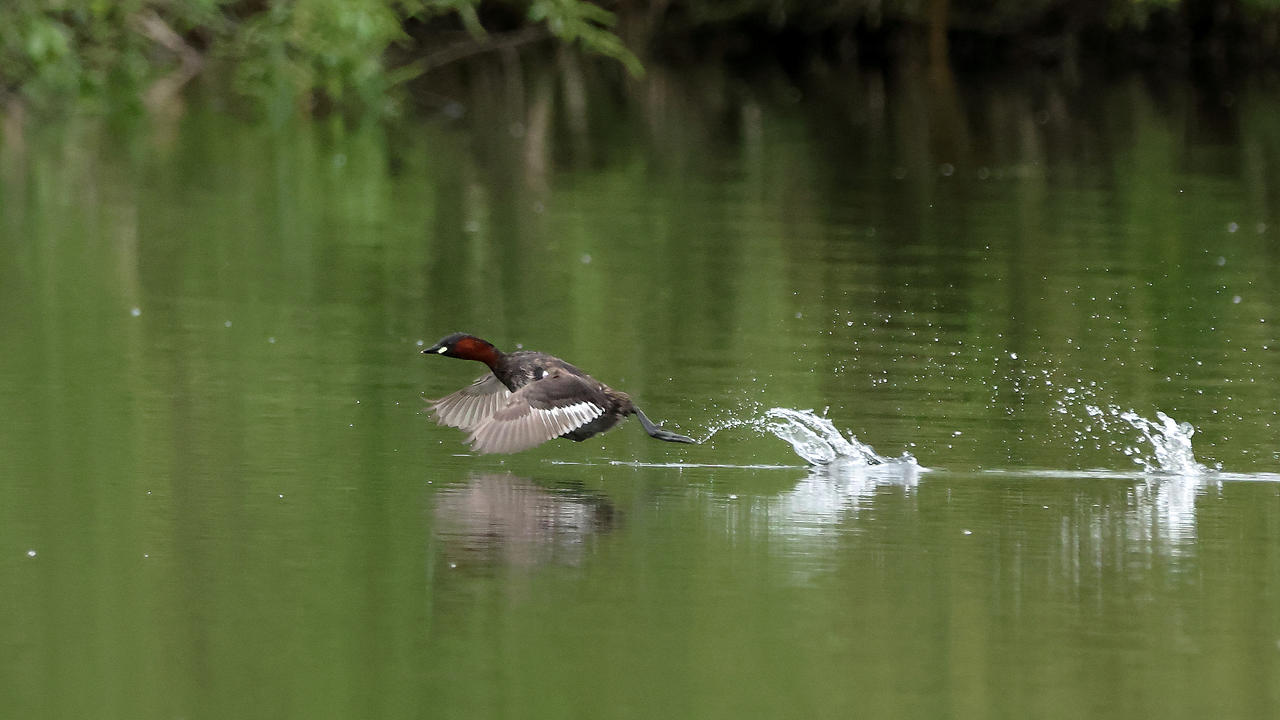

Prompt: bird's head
[423,333,500,365]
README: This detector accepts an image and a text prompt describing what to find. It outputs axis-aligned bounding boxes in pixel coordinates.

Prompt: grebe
[423,333,697,454]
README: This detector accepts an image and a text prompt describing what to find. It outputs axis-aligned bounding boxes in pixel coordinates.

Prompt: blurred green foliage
[0,0,641,116]
[2,0,1280,116]
[220,0,410,115]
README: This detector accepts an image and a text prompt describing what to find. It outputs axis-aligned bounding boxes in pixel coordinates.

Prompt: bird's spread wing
[429,374,511,432]
[467,374,606,454]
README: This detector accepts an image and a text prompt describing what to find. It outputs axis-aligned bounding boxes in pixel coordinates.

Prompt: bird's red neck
[453,336,501,368]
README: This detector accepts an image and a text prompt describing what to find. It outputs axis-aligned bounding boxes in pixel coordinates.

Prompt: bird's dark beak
[422,343,445,355]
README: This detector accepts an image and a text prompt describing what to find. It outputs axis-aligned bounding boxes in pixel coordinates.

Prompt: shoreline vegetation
[3,1,1280,121]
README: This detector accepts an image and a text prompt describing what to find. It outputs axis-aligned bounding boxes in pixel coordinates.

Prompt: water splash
[761,408,889,465]
[703,407,917,467]
[1084,405,1211,475]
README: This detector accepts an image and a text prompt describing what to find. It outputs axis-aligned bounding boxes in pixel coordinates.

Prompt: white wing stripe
[430,375,512,432]
[465,400,607,454]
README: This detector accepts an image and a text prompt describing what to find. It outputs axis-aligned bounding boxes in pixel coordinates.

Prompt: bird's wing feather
[429,374,511,432]
[466,374,607,454]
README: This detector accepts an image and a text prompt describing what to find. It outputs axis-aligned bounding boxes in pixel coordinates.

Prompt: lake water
[2,67,1280,718]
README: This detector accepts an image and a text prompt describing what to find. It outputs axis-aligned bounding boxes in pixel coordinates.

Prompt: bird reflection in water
[431,473,617,570]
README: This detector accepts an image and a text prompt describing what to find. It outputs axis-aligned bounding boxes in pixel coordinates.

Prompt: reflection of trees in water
[432,473,617,569]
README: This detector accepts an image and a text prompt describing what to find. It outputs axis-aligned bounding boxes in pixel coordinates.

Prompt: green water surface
[2,71,1279,718]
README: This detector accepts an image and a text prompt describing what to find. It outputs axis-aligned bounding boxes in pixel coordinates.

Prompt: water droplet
[26,550,36,557]
[224,320,232,328]
[130,307,141,317]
